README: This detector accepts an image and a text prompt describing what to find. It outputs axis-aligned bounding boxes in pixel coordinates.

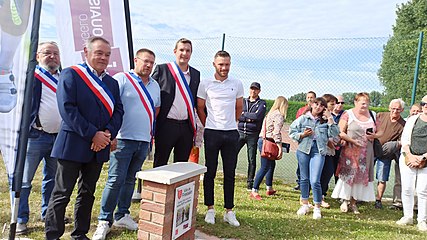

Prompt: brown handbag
[260,117,280,160]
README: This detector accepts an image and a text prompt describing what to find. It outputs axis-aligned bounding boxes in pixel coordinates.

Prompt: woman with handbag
[395,95,427,231]
[289,97,339,219]
[331,92,376,214]
[249,96,288,200]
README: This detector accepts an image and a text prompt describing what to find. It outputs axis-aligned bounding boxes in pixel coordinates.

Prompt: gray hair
[389,98,405,109]
[85,36,110,50]
[37,41,59,52]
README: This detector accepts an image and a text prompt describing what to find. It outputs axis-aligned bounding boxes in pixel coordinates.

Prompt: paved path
[195,230,238,240]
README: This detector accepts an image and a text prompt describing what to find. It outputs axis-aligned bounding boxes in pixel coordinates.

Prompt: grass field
[0,147,423,239]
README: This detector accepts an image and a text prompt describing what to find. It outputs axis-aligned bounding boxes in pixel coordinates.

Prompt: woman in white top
[332,92,376,214]
[395,95,427,232]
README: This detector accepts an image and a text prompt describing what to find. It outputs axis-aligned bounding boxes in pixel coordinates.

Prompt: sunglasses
[421,101,427,107]
[337,102,345,105]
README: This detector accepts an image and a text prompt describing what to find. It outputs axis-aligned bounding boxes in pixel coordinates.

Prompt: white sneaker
[396,216,413,226]
[113,214,138,231]
[297,204,310,216]
[92,220,111,240]
[313,207,322,220]
[16,223,27,235]
[417,221,427,231]
[204,209,215,224]
[0,73,17,113]
[223,211,240,227]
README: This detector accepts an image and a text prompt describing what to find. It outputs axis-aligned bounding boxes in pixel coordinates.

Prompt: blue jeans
[296,142,325,204]
[98,139,150,223]
[237,132,259,188]
[375,158,392,182]
[18,129,57,223]
[253,138,275,190]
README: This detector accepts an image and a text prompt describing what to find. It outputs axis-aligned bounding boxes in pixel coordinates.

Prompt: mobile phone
[366,128,373,134]
[305,126,312,131]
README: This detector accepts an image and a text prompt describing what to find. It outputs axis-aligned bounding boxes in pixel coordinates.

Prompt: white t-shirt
[197,76,244,130]
[38,72,61,133]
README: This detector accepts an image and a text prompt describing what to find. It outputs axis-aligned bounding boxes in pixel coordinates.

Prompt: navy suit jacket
[51,63,124,163]
[29,71,43,130]
[151,63,200,132]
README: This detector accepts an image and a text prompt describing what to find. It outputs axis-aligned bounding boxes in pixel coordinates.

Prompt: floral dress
[331,109,376,202]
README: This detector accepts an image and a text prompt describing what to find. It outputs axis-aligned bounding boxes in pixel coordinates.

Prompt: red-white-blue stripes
[124,71,156,140]
[70,64,115,117]
[34,65,58,93]
[167,62,197,138]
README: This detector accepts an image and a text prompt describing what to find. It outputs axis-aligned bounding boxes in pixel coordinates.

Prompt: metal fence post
[411,31,423,105]
[222,33,226,50]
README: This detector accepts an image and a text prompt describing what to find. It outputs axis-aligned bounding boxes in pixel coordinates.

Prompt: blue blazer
[51,63,124,163]
[29,72,42,130]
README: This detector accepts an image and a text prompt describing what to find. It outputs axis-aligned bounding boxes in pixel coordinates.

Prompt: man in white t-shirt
[16,42,63,234]
[197,50,244,227]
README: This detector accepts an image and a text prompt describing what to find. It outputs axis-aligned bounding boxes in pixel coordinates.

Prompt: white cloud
[126,0,407,39]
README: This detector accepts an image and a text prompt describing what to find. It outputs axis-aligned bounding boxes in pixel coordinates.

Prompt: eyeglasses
[136,56,155,65]
[337,102,345,105]
[421,101,427,107]
[39,51,59,57]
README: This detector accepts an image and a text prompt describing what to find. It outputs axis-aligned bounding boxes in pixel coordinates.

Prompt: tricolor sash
[70,64,115,117]
[166,62,197,137]
[124,71,156,141]
[34,65,58,93]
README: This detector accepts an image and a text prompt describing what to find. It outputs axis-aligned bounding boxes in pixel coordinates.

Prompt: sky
[39,0,411,99]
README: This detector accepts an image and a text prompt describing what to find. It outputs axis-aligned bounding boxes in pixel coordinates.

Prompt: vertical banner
[54,0,130,74]
[0,0,35,181]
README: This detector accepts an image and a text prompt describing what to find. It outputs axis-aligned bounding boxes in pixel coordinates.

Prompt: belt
[166,118,188,124]
[33,128,57,136]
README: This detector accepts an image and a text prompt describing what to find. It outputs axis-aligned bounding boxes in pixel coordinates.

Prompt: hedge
[264,99,389,123]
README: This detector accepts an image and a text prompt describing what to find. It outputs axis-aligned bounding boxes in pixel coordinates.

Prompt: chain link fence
[135,35,418,197]
[135,35,400,100]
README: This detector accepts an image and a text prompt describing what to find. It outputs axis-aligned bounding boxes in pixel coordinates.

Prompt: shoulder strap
[369,110,376,124]
[263,115,268,138]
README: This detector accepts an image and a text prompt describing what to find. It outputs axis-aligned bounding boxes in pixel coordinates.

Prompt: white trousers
[400,158,427,223]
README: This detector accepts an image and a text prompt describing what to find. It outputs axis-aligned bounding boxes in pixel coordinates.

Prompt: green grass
[0,152,424,239]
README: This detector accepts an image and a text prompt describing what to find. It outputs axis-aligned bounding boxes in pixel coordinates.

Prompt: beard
[42,63,59,73]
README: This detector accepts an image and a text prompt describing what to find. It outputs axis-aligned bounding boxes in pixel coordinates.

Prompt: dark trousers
[332,149,341,183]
[203,129,239,209]
[237,131,259,188]
[45,159,103,240]
[320,155,335,197]
[153,119,193,167]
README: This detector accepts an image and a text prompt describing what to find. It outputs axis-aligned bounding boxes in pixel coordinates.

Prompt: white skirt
[331,179,375,202]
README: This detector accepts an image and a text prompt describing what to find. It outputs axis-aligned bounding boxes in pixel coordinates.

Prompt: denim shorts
[375,158,392,182]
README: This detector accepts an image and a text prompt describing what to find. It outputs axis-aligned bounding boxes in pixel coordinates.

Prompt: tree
[369,91,384,107]
[342,92,356,106]
[289,92,306,102]
[378,0,427,104]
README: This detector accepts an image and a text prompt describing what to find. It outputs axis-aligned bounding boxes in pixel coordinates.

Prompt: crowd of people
[4,36,427,239]
[242,89,426,232]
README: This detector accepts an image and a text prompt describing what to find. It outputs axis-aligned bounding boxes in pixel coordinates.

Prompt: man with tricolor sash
[15,41,62,235]
[45,36,124,240]
[151,38,200,167]
[93,48,160,240]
